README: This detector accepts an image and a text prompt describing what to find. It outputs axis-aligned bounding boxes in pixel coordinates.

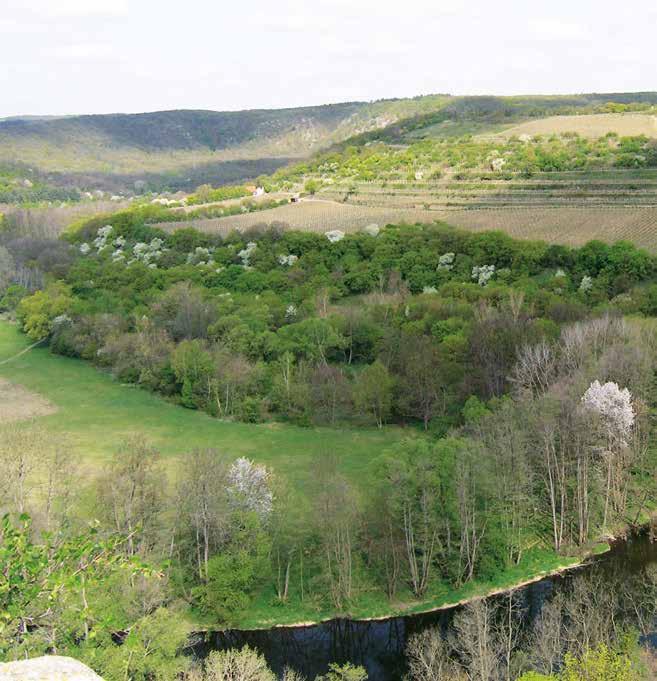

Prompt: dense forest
[2,201,657,678]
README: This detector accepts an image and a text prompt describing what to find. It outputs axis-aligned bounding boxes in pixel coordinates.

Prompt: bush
[16,283,74,341]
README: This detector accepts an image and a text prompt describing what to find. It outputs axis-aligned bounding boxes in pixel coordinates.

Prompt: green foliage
[16,282,74,340]
[195,513,271,623]
[171,340,213,409]
[353,360,394,427]
[275,318,347,363]
[85,608,191,681]
[0,284,27,312]
[560,644,638,681]
[0,513,149,659]
[317,663,368,681]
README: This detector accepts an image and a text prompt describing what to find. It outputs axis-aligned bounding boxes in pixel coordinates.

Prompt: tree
[317,663,368,681]
[0,246,15,292]
[276,318,346,364]
[196,513,270,623]
[171,339,214,409]
[151,281,217,342]
[97,437,166,558]
[227,457,274,520]
[395,334,445,429]
[310,363,350,425]
[406,628,461,681]
[91,607,191,681]
[379,440,457,597]
[212,346,258,417]
[177,449,230,581]
[353,360,394,428]
[202,645,276,681]
[581,380,635,529]
[0,514,149,659]
[450,600,501,681]
[313,454,359,609]
[560,644,638,681]
[16,282,74,341]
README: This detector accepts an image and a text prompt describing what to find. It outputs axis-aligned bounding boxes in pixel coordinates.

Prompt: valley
[4,91,657,680]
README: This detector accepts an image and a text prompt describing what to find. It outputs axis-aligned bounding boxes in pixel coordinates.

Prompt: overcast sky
[1,0,655,117]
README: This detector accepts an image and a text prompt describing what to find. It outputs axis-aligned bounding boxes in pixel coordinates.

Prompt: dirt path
[0,377,57,422]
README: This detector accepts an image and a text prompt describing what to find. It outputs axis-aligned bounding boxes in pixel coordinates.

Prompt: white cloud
[9,0,130,17]
[529,19,590,41]
[47,43,114,59]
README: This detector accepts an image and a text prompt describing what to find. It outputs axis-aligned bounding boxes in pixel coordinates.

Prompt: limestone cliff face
[0,656,103,681]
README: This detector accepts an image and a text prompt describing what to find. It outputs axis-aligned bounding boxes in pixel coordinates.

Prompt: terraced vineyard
[155,200,442,235]
[156,198,657,251]
[156,113,657,249]
[316,169,657,209]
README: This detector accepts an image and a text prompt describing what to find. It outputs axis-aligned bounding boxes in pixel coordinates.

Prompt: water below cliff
[199,532,657,680]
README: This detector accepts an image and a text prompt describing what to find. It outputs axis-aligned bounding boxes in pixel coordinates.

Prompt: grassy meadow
[0,321,402,492]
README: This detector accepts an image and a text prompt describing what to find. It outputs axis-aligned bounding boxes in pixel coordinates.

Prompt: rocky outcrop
[0,656,103,681]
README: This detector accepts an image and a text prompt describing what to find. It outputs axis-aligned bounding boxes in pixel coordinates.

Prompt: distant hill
[0,96,451,192]
[2,92,657,193]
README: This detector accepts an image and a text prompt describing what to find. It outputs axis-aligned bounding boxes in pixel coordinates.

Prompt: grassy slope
[490,112,657,140]
[0,322,399,491]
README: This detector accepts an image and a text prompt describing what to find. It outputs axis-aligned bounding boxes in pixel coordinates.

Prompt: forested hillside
[0,96,451,192]
[3,92,657,195]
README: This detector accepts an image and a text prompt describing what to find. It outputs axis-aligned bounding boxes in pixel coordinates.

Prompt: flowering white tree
[227,457,273,520]
[237,242,257,266]
[579,275,593,292]
[581,380,634,445]
[471,265,495,286]
[325,230,345,243]
[581,380,635,528]
[438,253,455,270]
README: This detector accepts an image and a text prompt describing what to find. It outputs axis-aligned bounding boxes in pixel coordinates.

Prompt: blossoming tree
[581,380,635,528]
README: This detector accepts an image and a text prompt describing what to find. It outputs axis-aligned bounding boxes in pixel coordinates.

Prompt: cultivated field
[159,197,657,251]
[156,199,444,235]
[441,206,657,250]
[492,113,657,139]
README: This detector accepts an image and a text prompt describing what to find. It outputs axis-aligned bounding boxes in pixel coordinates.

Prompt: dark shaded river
[198,532,657,680]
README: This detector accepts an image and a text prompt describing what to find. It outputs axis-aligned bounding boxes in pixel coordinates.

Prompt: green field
[0,322,402,492]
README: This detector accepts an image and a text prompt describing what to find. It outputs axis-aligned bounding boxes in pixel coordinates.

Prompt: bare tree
[98,437,166,557]
[313,454,359,609]
[451,599,501,681]
[406,628,462,681]
[177,448,230,581]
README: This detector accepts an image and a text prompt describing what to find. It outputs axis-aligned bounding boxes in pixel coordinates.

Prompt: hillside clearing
[491,113,657,139]
[0,322,402,491]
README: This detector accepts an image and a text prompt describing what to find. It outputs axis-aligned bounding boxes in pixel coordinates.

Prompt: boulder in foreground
[0,656,103,681]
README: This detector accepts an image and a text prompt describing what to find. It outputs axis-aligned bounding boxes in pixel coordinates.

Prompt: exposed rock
[0,656,103,681]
